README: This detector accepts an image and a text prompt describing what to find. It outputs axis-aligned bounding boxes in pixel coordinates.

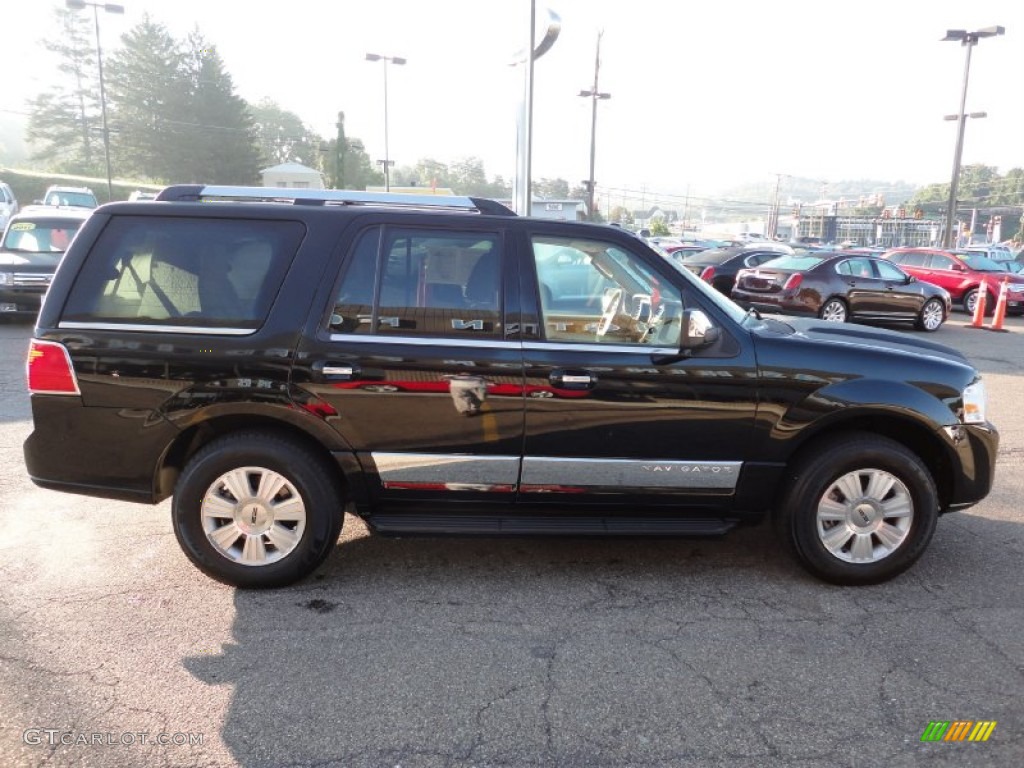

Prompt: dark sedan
[676,244,792,296]
[730,252,952,331]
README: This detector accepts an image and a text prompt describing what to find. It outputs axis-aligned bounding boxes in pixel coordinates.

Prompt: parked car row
[653,235,1024,333]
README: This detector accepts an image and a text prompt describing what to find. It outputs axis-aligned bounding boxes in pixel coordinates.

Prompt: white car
[0,181,18,231]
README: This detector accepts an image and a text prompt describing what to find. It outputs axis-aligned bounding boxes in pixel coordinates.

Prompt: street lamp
[365,52,406,192]
[940,25,1004,248]
[66,0,124,203]
[578,31,610,222]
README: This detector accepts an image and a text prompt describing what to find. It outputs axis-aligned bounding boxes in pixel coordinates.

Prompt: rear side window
[61,216,304,330]
[330,226,502,338]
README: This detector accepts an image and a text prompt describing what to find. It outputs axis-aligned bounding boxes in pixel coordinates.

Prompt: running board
[367,514,737,537]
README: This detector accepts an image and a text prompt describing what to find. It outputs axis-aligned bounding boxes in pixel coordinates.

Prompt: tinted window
[928,255,956,270]
[875,259,907,281]
[894,251,928,267]
[330,227,502,338]
[62,216,304,329]
[532,235,682,346]
[837,258,874,277]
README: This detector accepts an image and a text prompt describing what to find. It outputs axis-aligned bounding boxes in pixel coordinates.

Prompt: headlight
[962,380,987,424]
[0,272,14,286]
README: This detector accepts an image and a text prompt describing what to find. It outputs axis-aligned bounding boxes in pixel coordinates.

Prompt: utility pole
[579,31,610,221]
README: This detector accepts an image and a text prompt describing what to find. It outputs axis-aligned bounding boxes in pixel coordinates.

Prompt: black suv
[24,185,998,588]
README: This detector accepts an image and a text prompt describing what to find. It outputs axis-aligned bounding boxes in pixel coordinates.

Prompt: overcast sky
[7,0,1023,201]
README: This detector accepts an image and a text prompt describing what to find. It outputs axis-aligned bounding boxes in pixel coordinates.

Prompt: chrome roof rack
[153,185,516,216]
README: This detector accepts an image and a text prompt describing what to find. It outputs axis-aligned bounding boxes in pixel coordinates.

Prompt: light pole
[66,0,123,203]
[940,25,1004,248]
[579,31,610,222]
[365,53,406,192]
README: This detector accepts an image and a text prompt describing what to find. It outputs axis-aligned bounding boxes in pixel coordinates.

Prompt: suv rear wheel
[776,434,938,585]
[172,432,344,588]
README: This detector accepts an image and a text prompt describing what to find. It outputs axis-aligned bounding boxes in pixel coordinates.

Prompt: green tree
[533,178,569,198]
[251,99,324,169]
[649,218,671,236]
[25,8,101,174]
[321,137,381,190]
[609,206,633,225]
[177,32,260,183]
[104,15,187,181]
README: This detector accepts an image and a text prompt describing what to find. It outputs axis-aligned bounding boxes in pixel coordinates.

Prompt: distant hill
[720,177,920,207]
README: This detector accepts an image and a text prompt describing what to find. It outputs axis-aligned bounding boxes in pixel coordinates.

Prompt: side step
[367,514,737,537]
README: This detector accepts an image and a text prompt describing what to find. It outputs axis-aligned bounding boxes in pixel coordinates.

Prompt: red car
[882,247,1024,316]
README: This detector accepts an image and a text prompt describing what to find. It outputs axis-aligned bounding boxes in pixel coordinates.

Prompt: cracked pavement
[1,316,1022,767]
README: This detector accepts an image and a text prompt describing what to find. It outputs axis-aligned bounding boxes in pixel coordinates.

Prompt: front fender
[772,376,961,442]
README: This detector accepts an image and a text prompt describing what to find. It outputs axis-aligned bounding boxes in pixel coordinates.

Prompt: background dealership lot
[1,317,1021,767]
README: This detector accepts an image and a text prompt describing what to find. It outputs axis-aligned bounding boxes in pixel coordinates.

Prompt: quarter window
[531,235,682,346]
[330,227,502,338]
[61,216,304,329]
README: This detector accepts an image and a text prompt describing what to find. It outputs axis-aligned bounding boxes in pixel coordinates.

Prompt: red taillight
[700,266,716,282]
[26,340,80,395]
[783,273,803,291]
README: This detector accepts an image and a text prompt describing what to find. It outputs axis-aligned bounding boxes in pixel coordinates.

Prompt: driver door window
[531,235,682,347]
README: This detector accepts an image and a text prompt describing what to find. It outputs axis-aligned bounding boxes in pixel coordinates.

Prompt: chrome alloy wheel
[201,466,307,566]
[820,299,847,322]
[920,299,944,330]
[815,468,913,563]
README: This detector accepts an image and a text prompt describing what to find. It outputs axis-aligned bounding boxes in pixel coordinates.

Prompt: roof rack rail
[153,185,516,216]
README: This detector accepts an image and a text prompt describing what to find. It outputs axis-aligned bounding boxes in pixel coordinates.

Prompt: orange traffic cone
[966,285,987,329]
[985,277,1010,333]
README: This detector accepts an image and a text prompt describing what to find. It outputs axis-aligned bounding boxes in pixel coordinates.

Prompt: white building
[259,162,325,189]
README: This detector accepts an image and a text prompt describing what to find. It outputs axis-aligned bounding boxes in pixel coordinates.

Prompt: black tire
[173,431,344,588]
[774,433,938,585]
[819,298,848,323]
[962,287,993,317]
[915,297,946,332]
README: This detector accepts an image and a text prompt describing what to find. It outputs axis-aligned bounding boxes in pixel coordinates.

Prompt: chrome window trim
[326,332,675,355]
[58,321,255,336]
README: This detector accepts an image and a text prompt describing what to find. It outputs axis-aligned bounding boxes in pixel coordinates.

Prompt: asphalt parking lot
[1,314,1022,768]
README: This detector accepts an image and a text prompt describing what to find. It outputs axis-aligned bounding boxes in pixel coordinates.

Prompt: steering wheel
[596,287,623,337]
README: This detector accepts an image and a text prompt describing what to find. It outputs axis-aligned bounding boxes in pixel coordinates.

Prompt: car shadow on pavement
[182,510,1024,767]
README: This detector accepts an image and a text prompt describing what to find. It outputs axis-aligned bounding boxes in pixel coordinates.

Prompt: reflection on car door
[294,222,526,511]
[518,226,759,511]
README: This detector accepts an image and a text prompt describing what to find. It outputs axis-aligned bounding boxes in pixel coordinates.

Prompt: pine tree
[179,31,260,183]
[25,8,101,174]
[104,15,186,181]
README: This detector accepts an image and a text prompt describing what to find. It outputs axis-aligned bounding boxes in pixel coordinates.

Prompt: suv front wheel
[172,432,344,588]
[776,434,939,585]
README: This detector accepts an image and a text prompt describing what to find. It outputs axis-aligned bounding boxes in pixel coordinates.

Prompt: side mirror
[904,274,915,284]
[680,308,720,350]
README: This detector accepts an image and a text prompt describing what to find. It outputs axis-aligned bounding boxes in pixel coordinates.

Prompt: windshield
[961,253,1006,272]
